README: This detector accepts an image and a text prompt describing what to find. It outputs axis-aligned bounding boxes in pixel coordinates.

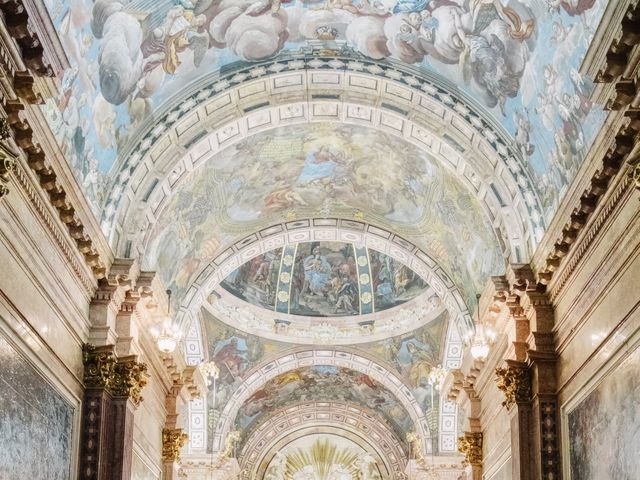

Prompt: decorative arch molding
[104,55,544,265]
[206,348,431,457]
[184,309,464,455]
[175,218,473,338]
[239,401,408,479]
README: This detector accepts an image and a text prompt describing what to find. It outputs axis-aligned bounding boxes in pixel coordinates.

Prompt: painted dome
[220,241,429,318]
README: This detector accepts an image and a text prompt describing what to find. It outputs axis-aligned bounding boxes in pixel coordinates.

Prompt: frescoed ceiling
[142,122,504,309]
[42,0,607,228]
[234,365,415,445]
[219,241,431,317]
[199,306,450,451]
[34,0,615,472]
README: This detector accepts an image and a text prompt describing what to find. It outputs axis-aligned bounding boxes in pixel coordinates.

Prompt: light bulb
[470,340,490,360]
[157,335,178,353]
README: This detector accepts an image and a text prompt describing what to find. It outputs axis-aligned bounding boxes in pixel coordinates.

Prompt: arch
[207,348,432,456]
[239,401,408,479]
[104,56,544,267]
[176,218,474,339]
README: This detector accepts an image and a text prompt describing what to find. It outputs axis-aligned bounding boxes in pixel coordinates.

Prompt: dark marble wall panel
[0,334,74,480]
[568,344,640,480]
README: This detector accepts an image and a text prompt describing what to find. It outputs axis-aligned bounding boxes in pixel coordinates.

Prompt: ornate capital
[457,431,483,466]
[82,344,116,390]
[162,428,188,463]
[112,357,148,406]
[495,364,531,409]
[0,148,16,200]
[0,118,10,141]
[631,161,640,192]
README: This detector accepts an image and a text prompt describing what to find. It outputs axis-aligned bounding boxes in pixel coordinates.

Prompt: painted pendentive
[221,241,429,317]
[0,334,74,480]
[567,344,640,480]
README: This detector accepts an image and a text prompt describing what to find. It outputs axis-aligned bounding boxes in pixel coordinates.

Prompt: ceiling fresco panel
[43,0,607,227]
[142,123,504,307]
[199,307,449,452]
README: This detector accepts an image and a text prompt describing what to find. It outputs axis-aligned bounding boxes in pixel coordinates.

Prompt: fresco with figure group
[234,366,415,444]
[568,345,640,479]
[43,0,606,221]
[143,123,504,308]
[220,241,429,317]
[201,306,448,451]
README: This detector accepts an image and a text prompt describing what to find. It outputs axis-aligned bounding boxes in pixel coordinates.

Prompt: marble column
[79,345,115,480]
[495,361,534,480]
[79,345,147,480]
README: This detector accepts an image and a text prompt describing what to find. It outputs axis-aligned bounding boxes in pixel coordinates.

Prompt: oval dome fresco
[220,241,429,318]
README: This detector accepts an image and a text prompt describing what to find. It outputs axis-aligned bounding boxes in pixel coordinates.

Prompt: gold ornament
[495,365,531,409]
[457,432,483,466]
[162,428,188,462]
[82,344,116,390]
[112,358,149,406]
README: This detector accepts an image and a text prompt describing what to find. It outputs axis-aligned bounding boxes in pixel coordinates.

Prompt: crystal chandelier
[151,289,181,353]
[428,365,447,391]
[468,294,495,360]
[200,361,220,386]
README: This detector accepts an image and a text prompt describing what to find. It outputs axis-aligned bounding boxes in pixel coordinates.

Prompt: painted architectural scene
[221,241,429,317]
[234,366,415,443]
[567,345,640,479]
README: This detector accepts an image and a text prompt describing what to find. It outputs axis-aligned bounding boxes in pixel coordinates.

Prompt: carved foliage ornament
[82,344,148,405]
[0,147,16,200]
[217,430,241,466]
[631,162,640,192]
[495,365,531,409]
[82,344,117,389]
[0,118,10,141]
[457,432,482,466]
[406,431,427,468]
[112,358,148,406]
[162,428,188,463]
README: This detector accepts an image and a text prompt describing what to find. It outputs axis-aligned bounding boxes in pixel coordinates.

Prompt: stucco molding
[238,401,407,479]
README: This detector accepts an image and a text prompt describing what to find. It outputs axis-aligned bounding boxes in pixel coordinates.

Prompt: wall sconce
[151,289,181,354]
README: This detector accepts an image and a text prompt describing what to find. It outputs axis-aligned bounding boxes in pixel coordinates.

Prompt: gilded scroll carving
[457,432,483,466]
[495,365,531,409]
[162,428,188,463]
